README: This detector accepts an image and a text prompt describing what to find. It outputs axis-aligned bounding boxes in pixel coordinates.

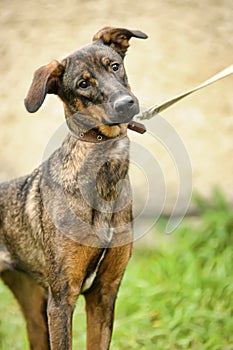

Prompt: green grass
[1,190,233,349]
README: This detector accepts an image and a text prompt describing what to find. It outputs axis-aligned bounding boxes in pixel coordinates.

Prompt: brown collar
[74,121,146,143]
[76,129,126,143]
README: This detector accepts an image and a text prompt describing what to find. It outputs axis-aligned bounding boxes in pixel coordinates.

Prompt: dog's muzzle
[111,95,139,124]
[114,95,134,113]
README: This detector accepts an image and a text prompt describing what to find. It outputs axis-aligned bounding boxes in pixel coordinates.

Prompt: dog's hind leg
[1,270,50,350]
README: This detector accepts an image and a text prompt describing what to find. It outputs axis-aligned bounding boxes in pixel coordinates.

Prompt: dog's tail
[0,244,14,273]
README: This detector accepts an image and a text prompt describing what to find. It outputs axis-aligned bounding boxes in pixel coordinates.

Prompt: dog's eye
[111,63,120,72]
[78,80,90,89]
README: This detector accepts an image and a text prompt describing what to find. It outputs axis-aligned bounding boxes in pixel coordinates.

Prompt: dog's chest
[81,248,108,293]
[66,136,130,204]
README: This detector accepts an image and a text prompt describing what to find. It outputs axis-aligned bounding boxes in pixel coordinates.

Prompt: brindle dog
[0,27,147,350]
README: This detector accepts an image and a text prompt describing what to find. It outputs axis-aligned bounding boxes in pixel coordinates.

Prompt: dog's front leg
[47,286,76,350]
[84,243,132,350]
[46,243,101,350]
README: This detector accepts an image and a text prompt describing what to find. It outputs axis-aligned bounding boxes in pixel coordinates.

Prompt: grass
[0,190,233,349]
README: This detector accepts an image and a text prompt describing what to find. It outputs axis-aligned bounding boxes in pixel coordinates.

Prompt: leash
[136,64,233,121]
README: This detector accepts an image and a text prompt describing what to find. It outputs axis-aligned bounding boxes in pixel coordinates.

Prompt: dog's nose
[114,96,134,114]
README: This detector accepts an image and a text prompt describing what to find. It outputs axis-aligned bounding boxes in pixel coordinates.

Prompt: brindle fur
[0,27,147,350]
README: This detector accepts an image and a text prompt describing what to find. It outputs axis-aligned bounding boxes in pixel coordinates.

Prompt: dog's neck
[66,117,146,144]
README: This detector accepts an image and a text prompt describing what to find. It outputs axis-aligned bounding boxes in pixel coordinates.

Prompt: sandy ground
[0,0,233,217]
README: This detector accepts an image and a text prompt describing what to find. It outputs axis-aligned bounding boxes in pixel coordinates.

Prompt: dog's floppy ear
[93,27,148,58]
[24,60,64,113]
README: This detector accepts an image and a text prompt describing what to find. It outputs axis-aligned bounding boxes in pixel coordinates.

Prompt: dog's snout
[114,96,134,114]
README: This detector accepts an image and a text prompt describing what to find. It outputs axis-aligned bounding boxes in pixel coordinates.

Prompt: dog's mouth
[104,114,134,126]
[66,97,139,139]
[107,122,119,126]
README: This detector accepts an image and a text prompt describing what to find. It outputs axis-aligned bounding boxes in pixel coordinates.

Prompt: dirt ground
[0,0,233,216]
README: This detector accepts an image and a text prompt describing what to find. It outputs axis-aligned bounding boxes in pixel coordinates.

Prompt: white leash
[137,64,233,121]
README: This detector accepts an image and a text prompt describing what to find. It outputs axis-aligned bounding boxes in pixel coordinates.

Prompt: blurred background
[0,0,233,220]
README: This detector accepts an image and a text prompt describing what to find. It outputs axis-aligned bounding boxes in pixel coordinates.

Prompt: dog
[0,27,147,349]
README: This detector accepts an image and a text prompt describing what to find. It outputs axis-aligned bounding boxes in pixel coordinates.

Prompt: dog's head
[24,27,147,137]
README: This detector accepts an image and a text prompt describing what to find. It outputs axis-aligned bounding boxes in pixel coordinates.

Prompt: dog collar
[76,129,126,143]
[74,121,146,143]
